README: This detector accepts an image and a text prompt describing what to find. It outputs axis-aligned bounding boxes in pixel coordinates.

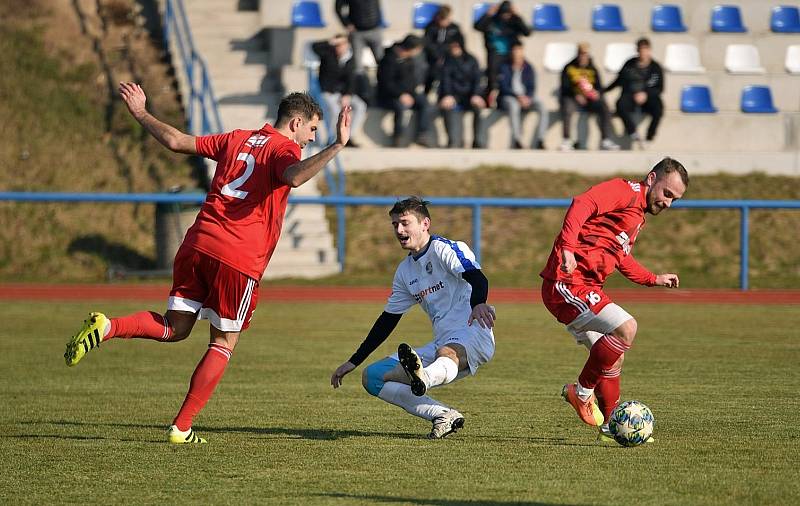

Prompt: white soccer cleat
[167,425,207,444]
[428,409,465,439]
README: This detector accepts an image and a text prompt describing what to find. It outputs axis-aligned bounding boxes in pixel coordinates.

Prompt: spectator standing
[377,35,435,147]
[335,0,385,75]
[438,39,488,149]
[474,1,531,106]
[559,43,619,151]
[498,42,547,149]
[604,38,664,148]
[423,5,465,94]
[312,35,367,147]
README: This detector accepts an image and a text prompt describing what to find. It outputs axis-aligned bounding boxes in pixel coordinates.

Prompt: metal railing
[2,192,799,290]
[163,0,223,135]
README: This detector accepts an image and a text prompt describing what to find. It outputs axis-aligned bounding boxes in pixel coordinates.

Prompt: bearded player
[540,157,687,441]
[64,83,351,444]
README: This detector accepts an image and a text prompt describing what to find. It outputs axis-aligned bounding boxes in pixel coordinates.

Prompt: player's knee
[362,357,398,397]
[614,318,638,345]
[169,327,191,341]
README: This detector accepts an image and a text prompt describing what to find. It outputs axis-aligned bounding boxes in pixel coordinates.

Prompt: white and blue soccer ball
[609,400,654,447]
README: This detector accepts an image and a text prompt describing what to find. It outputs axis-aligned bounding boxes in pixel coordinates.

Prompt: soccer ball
[609,400,654,447]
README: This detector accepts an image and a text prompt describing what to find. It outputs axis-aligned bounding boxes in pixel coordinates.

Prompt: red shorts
[167,244,259,332]
[541,279,613,326]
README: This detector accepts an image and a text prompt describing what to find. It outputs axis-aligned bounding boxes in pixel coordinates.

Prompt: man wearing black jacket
[331,197,496,439]
[438,39,488,148]
[335,0,384,74]
[423,5,465,94]
[377,35,434,147]
[474,0,531,106]
[604,38,664,147]
[312,35,367,147]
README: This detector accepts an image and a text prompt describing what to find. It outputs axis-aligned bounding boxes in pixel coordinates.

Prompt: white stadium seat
[544,42,578,73]
[604,42,637,73]
[664,43,706,73]
[724,44,766,74]
[786,45,800,74]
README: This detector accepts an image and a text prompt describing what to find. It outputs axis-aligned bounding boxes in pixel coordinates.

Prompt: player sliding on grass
[540,157,688,442]
[64,83,351,444]
[331,197,496,439]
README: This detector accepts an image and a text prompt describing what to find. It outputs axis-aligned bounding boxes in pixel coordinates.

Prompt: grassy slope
[0,1,196,282]
[1,300,798,504]
[321,168,800,289]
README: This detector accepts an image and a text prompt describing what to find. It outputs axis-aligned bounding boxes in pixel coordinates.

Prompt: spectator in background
[312,35,367,147]
[559,43,619,151]
[474,0,531,107]
[423,5,465,94]
[438,39,488,149]
[335,0,384,75]
[377,35,435,148]
[604,38,664,148]
[499,42,547,150]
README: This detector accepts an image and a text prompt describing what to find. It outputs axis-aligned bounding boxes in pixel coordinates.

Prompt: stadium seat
[473,2,493,24]
[413,2,441,29]
[724,44,765,74]
[292,1,325,28]
[533,4,568,31]
[302,42,320,69]
[710,5,746,32]
[771,6,800,33]
[664,43,706,73]
[786,45,800,74]
[681,85,718,113]
[592,4,627,32]
[544,41,577,73]
[651,4,687,32]
[740,85,778,113]
[604,42,637,73]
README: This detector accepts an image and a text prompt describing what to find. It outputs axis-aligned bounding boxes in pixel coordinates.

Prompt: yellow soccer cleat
[168,425,207,444]
[64,312,108,367]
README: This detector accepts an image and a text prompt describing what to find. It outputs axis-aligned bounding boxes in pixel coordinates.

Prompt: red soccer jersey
[540,178,657,287]
[182,124,300,280]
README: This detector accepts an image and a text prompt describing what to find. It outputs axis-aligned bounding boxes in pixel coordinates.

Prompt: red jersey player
[64,83,351,444]
[539,157,688,441]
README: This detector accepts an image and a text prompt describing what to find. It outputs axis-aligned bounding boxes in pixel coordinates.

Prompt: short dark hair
[398,34,424,51]
[389,196,431,221]
[637,37,651,50]
[275,92,323,127]
[650,157,689,187]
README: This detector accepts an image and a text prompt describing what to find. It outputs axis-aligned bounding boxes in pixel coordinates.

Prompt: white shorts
[389,327,495,377]
[566,303,633,350]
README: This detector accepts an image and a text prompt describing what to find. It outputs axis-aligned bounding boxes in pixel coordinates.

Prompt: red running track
[0,284,795,304]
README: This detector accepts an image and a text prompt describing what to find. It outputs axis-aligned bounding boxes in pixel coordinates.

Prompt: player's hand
[119,82,147,119]
[468,303,496,329]
[331,361,356,388]
[655,273,680,288]
[335,105,352,147]
[560,249,577,274]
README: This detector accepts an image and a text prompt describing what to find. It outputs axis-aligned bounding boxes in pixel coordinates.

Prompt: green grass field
[2,300,799,505]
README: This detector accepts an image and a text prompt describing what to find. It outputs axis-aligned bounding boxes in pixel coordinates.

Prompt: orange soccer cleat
[561,383,604,426]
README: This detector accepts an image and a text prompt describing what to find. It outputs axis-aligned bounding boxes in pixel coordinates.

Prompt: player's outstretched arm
[655,273,680,288]
[330,310,402,389]
[282,106,352,187]
[331,361,356,388]
[118,82,197,155]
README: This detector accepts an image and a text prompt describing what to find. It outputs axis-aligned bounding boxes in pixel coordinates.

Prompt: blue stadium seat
[710,5,746,33]
[651,4,687,32]
[533,4,568,31]
[473,2,493,24]
[771,6,800,33]
[292,1,325,28]
[681,85,718,113]
[741,86,778,113]
[413,2,441,29]
[592,4,627,32]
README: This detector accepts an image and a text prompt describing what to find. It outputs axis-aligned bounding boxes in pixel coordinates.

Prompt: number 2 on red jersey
[220,134,270,200]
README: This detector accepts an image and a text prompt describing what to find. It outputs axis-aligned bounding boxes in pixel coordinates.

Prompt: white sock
[103,320,111,337]
[576,382,594,401]
[424,357,459,388]
[378,381,450,421]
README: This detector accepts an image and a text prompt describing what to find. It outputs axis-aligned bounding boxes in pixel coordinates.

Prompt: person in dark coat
[335,0,384,74]
[423,4,465,94]
[438,39,488,148]
[604,38,665,147]
[377,35,434,147]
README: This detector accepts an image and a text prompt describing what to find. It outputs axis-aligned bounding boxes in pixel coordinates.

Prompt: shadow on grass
[67,234,154,270]
[314,493,586,506]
